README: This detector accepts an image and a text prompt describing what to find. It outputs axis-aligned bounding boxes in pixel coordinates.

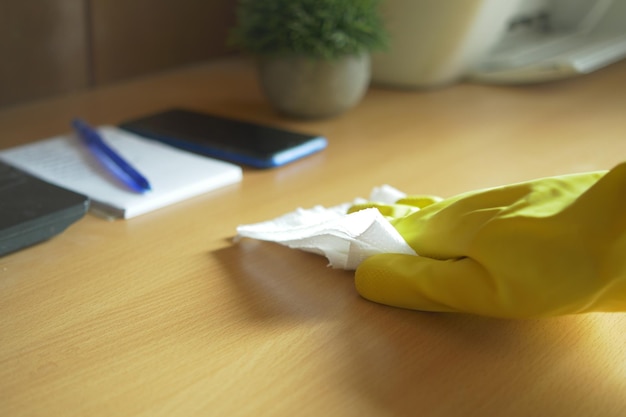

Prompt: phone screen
[118,109,327,168]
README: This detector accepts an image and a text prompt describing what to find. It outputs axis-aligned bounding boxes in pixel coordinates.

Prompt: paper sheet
[236,186,416,270]
[0,127,243,218]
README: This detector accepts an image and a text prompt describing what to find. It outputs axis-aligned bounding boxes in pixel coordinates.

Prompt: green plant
[230,0,387,60]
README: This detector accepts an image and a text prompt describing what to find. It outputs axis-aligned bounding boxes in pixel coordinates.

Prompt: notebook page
[0,126,243,218]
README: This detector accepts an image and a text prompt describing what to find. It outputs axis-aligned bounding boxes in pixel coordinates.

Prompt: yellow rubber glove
[349,162,626,318]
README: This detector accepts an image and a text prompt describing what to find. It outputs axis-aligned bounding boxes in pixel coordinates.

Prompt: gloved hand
[348,162,626,318]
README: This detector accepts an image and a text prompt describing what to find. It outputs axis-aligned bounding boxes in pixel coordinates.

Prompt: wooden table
[1,57,626,417]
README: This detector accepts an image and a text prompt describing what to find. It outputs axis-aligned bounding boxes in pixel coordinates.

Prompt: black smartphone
[118,108,327,169]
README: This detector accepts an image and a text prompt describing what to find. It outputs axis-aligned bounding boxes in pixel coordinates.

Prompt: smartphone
[118,108,327,169]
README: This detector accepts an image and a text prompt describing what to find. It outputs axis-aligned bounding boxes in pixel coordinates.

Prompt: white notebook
[0,126,243,219]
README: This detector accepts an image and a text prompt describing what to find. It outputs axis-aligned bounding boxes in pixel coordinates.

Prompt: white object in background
[371,0,522,88]
[469,32,626,84]
[469,0,626,84]
[372,0,626,87]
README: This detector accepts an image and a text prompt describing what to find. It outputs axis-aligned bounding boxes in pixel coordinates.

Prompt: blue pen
[72,119,152,193]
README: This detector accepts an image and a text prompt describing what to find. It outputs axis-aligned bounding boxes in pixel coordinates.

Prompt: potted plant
[230,0,387,119]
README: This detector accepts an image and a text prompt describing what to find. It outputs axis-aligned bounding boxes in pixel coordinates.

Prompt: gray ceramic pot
[257,54,371,119]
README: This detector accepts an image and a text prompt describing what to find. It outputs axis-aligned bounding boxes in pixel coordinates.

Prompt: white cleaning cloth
[235,185,416,270]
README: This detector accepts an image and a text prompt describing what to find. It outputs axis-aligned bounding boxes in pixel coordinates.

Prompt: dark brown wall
[0,0,238,109]
[0,2,90,108]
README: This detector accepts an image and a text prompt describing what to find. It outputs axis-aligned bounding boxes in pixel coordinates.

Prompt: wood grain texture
[89,0,237,85]
[1,57,626,417]
[0,0,237,109]
[0,1,89,108]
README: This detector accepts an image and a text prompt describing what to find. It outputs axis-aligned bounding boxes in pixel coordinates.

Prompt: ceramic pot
[257,54,371,119]
[371,0,518,88]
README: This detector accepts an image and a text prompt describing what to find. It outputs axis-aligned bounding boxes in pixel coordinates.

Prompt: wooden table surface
[1,57,626,417]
